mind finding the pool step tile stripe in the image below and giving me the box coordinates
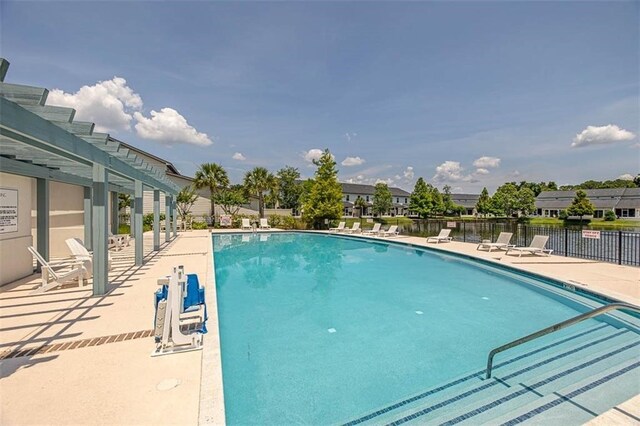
[344,325,639,426]
[343,323,613,426]
[349,324,624,425]
[399,338,639,425]
[489,359,640,426]
[428,339,640,425]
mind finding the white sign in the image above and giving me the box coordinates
[447,221,457,228]
[220,215,232,227]
[0,188,18,234]
[582,230,601,240]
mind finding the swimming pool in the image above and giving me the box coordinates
[212,232,639,425]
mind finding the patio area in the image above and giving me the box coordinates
[0,229,637,424]
[0,230,224,425]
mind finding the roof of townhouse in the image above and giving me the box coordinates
[115,138,182,176]
[339,182,411,197]
[450,194,480,208]
[535,188,640,209]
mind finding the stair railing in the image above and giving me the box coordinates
[486,302,640,379]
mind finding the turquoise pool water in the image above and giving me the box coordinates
[212,233,618,425]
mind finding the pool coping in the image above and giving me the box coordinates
[198,231,226,425]
[201,229,639,425]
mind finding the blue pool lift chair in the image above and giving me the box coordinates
[152,266,207,356]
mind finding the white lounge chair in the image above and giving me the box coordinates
[28,246,87,294]
[241,218,252,231]
[426,229,452,243]
[477,232,514,252]
[65,238,113,274]
[506,235,553,257]
[362,223,382,236]
[343,222,361,234]
[259,218,271,230]
[329,222,346,233]
[379,225,399,238]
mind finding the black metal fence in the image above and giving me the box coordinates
[397,220,640,267]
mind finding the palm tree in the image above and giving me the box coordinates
[243,167,276,218]
[354,196,367,218]
[193,163,229,217]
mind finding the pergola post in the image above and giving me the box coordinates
[134,180,144,266]
[111,191,119,235]
[165,194,171,242]
[83,187,92,250]
[153,189,160,251]
[172,198,178,238]
[129,198,135,238]
[91,164,109,295]
[36,178,49,272]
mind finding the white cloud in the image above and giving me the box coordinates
[618,173,634,181]
[47,77,143,132]
[475,168,490,175]
[133,108,213,146]
[433,161,474,183]
[344,132,357,142]
[403,166,414,180]
[473,156,501,168]
[375,178,394,185]
[341,156,365,166]
[302,148,325,163]
[232,152,246,161]
[571,124,636,148]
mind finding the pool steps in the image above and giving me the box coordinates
[343,323,640,425]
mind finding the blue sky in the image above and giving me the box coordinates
[2,1,638,192]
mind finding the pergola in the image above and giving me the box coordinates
[0,58,181,295]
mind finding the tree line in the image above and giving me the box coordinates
[175,149,636,225]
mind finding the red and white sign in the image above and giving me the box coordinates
[447,221,457,228]
[581,230,601,239]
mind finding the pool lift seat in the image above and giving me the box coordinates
[152,265,206,356]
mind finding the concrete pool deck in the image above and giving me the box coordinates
[0,229,637,424]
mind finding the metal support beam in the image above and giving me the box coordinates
[134,180,144,265]
[153,189,160,251]
[36,178,49,272]
[165,194,171,242]
[83,187,92,250]
[111,191,119,234]
[92,164,109,295]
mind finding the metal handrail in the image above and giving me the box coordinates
[485,302,640,379]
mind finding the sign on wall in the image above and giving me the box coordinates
[447,221,457,228]
[0,188,18,234]
[581,230,601,240]
[220,215,232,227]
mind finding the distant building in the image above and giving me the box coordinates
[450,194,480,216]
[339,182,412,217]
[534,188,640,219]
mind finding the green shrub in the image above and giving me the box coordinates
[558,210,568,220]
[143,213,166,228]
[267,214,297,229]
[118,224,130,234]
[191,221,208,230]
[604,210,616,221]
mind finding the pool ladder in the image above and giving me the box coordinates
[485,302,640,379]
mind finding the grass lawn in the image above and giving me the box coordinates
[528,217,640,230]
